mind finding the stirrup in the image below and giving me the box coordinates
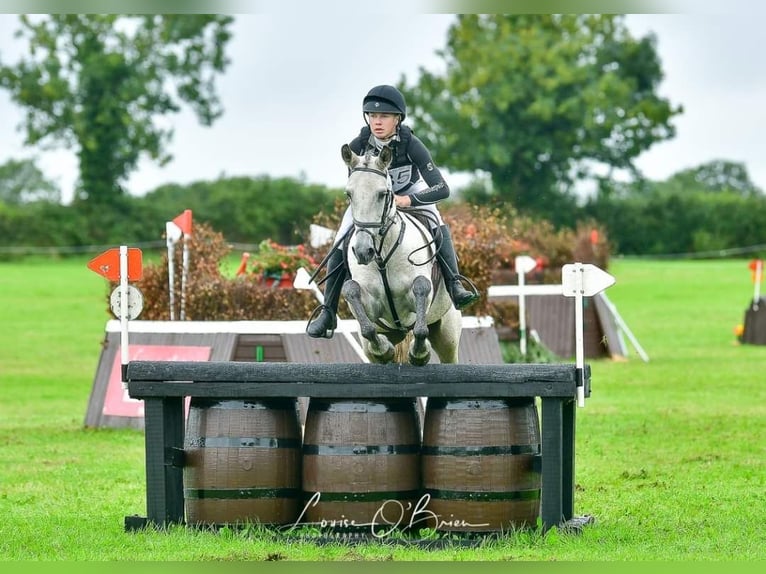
[449,276,480,310]
[306,305,337,339]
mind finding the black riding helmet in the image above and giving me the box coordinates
[362,85,406,121]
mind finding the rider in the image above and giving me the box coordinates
[306,84,479,339]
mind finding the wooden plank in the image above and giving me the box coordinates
[562,399,576,521]
[282,333,366,364]
[143,397,185,526]
[127,360,582,385]
[128,379,576,400]
[126,362,590,401]
[540,397,563,531]
[458,326,505,364]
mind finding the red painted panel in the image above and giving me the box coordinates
[102,345,211,418]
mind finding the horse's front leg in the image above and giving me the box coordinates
[342,279,395,363]
[408,275,432,366]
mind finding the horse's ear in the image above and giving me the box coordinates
[341,144,355,167]
[378,145,393,168]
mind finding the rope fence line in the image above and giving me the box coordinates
[0,240,272,256]
[619,243,766,260]
[2,241,765,259]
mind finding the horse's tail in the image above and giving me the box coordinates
[393,331,414,364]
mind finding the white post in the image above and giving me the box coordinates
[562,262,616,408]
[119,246,130,389]
[165,222,178,320]
[519,266,528,356]
[180,238,190,321]
[754,260,763,310]
[515,255,537,357]
[572,264,586,407]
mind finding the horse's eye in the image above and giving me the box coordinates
[344,190,352,200]
[377,189,388,199]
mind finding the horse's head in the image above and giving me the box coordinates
[341,144,394,265]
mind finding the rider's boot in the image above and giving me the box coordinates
[437,225,480,310]
[306,249,347,339]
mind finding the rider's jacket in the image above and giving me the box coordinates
[348,125,450,206]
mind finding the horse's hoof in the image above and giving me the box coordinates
[370,351,395,364]
[409,352,431,366]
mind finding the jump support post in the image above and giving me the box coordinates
[125,361,591,534]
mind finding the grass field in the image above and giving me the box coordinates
[0,255,764,561]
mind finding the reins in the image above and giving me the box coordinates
[348,163,409,331]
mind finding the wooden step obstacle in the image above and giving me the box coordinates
[124,360,590,534]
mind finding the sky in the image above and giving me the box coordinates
[1,12,765,204]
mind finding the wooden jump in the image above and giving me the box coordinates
[125,361,591,533]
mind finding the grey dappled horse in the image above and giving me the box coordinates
[340,143,461,365]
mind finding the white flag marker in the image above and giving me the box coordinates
[562,263,616,407]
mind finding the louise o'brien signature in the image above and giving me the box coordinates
[289,492,490,538]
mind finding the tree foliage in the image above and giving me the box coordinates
[585,160,766,255]
[400,14,682,223]
[661,160,763,197]
[0,14,233,207]
[0,158,60,204]
[144,175,338,245]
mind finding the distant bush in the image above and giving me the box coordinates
[116,223,317,321]
[102,204,610,329]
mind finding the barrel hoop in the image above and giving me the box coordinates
[187,437,301,448]
[303,489,422,503]
[184,487,301,500]
[427,398,534,410]
[302,444,420,455]
[308,400,415,413]
[423,488,541,502]
[421,444,540,456]
[190,398,295,410]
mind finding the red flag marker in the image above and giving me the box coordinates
[88,248,143,281]
[236,252,251,276]
[173,209,193,236]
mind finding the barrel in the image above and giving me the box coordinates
[302,398,421,532]
[421,398,542,532]
[183,398,302,526]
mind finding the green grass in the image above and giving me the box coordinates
[0,256,764,560]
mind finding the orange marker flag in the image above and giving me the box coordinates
[236,252,251,276]
[88,248,143,282]
[172,209,193,236]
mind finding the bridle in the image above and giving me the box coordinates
[348,163,404,268]
[347,161,409,331]
[349,165,395,231]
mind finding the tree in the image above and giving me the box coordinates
[0,14,232,208]
[400,15,682,223]
[0,158,60,204]
[662,160,763,197]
